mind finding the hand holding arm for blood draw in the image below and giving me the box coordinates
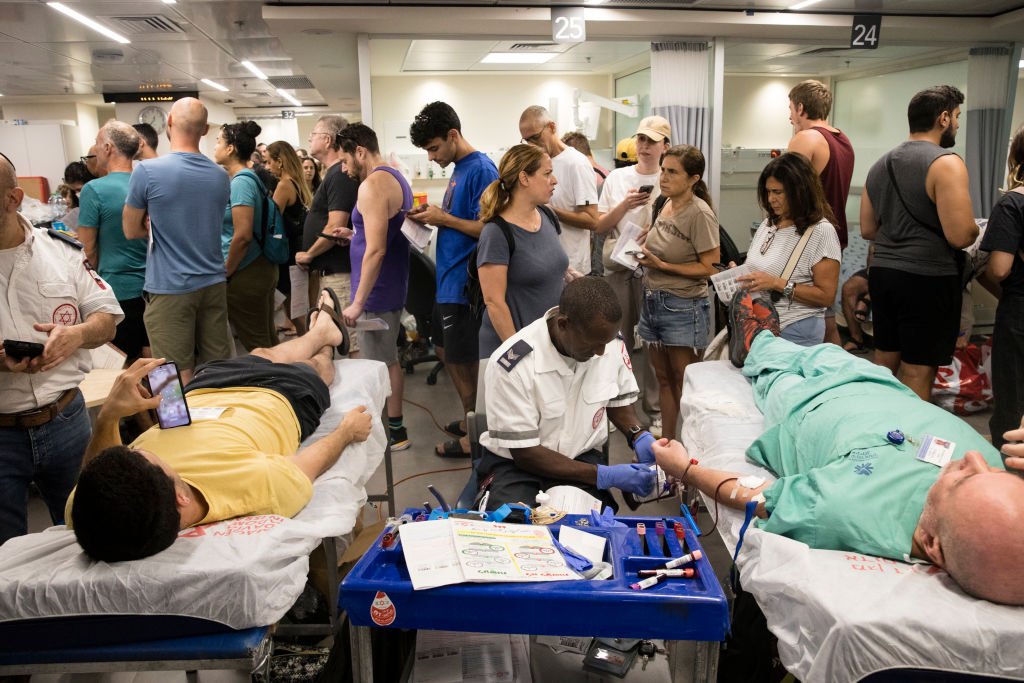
[653,438,770,517]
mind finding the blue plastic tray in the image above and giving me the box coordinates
[340,513,729,641]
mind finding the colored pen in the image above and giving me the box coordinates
[639,568,697,579]
[637,522,648,555]
[630,573,666,591]
[664,549,703,569]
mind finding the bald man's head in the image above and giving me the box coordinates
[939,473,1024,605]
[519,105,549,130]
[0,154,15,193]
[168,97,209,141]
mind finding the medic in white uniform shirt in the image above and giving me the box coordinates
[0,151,122,544]
[477,277,657,511]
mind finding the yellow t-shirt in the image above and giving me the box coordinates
[66,388,313,527]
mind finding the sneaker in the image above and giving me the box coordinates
[389,426,411,452]
[727,288,780,368]
[650,416,663,438]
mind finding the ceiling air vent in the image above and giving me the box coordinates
[798,47,850,56]
[101,15,186,35]
[268,76,316,90]
[509,42,559,51]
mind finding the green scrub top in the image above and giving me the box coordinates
[741,332,1004,561]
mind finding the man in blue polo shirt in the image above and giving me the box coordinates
[408,102,498,458]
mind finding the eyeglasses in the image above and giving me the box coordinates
[521,127,546,145]
[80,155,96,164]
[760,227,777,256]
[308,131,331,141]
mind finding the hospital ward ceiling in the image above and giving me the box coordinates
[0,0,1020,114]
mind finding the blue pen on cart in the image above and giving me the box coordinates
[428,484,451,512]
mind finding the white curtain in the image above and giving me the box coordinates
[966,46,1014,217]
[650,41,710,157]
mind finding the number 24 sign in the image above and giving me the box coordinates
[850,15,881,50]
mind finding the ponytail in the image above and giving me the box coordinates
[693,179,713,213]
[478,144,546,224]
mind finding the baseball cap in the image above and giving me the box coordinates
[615,137,637,163]
[635,115,671,143]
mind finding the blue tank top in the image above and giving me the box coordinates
[350,165,413,312]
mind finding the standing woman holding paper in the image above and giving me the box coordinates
[637,145,719,441]
[739,153,841,346]
[475,144,568,405]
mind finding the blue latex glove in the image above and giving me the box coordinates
[589,506,626,528]
[551,536,593,573]
[596,463,656,496]
[633,431,656,465]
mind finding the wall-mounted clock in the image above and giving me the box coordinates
[137,105,167,134]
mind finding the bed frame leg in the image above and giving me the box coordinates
[693,640,719,683]
[350,623,374,683]
[323,536,341,633]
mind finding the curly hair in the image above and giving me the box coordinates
[757,152,836,234]
[410,101,462,149]
[220,120,262,163]
[71,446,181,562]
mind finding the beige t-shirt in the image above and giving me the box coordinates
[644,196,719,298]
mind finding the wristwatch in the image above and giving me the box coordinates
[626,424,648,449]
[782,281,795,301]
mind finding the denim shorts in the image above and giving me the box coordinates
[638,290,711,348]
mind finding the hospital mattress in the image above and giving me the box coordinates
[680,360,1024,683]
[0,358,390,636]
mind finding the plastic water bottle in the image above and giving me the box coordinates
[49,193,68,232]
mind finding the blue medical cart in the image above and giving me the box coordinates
[340,513,729,682]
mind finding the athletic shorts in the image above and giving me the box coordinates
[112,296,148,360]
[186,356,330,441]
[356,308,403,366]
[868,266,961,367]
[431,302,481,364]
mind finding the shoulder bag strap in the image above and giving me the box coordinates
[885,155,943,237]
[779,225,815,282]
[490,215,517,261]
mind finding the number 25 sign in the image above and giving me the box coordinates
[850,15,881,50]
[552,7,586,44]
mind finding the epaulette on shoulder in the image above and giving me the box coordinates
[496,339,532,372]
[46,228,84,250]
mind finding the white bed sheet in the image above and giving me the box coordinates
[681,360,1024,683]
[0,358,390,630]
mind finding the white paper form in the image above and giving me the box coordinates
[610,221,645,271]
[557,526,606,567]
[399,519,465,590]
[402,218,434,252]
[542,486,603,515]
[414,631,520,683]
[450,519,577,583]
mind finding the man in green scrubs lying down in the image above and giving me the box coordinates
[656,330,1024,606]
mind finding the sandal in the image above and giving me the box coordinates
[435,438,471,459]
[853,295,871,323]
[307,288,350,356]
[444,419,467,438]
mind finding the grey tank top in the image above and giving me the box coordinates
[865,140,959,276]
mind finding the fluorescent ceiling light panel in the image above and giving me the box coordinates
[277,89,302,107]
[1020,59,1024,68]
[201,78,229,92]
[47,3,131,44]
[162,0,177,4]
[241,61,268,80]
[481,52,556,64]
[789,0,823,9]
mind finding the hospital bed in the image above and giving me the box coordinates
[0,358,393,678]
[680,360,1024,683]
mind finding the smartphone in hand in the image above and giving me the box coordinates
[2,340,45,361]
[638,185,654,194]
[147,361,191,429]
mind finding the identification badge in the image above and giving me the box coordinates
[916,435,955,467]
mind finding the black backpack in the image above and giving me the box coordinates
[465,205,560,318]
[652,195,744,266]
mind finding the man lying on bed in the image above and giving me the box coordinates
[656,320,1024,606]
[66,289,373,563]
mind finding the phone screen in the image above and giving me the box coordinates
[148,361,191,429]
